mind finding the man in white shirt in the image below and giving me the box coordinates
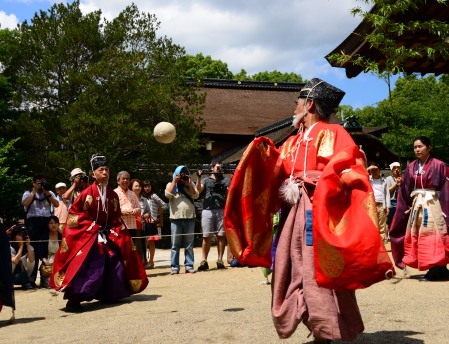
[367,163,390,240]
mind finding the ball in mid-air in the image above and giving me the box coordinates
[153,122,176,144]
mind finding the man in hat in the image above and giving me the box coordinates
[50,154,148,312]
[54,182,69,232]
[63,168,90,208]
[384,162,401,238]
[225,78,393,343]
[367,162,389,241]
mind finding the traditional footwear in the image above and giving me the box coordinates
[198,260,209,271]
[420,266,449,281]
[185,267,196,274]
[216,259,226,269]
[65,300,85,313]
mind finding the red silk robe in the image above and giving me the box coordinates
[224,121,394,290]
[225,122,395,340]
[50,183,148,294]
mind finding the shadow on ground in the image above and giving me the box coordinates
[305,330,424,344]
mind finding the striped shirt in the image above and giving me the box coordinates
[146,193,167,222]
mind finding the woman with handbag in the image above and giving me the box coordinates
[38,215,62,288]
[142,180,167,269]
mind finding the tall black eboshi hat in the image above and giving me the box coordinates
[90,154,108,171]
[298,78,345,110]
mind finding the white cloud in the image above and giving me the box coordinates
[74,0,371,78]
[0,11,19,29]
[1,0,379,106]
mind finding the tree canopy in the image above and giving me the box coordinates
[349,74,449,161]
[2,1,205,184]
[184,53,304,82]
[327,0,449,161]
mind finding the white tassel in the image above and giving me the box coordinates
[279,180,300,205]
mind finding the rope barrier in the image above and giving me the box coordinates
[9,231,214,244]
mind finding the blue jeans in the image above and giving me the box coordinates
[170,219,195,271]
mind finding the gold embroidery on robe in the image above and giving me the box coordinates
[53,271,65,287]
[316,129,335,158]
[254,188,270,216]
[129,280,142,293]
[364,193,379,229]
[256,140,272,161]
[244,217,253,243]
[242,167,253,198]
[67,214,79,228]
[238,141,254,171]
[253,230,273,258]
[83,195,93,211]
[226,231,243,259]
[60,238,69,253]
[279,136,298,160]
[273,161,282,179]
[111,198,118,212]
[316,238,345,278]
[329,213,349,236]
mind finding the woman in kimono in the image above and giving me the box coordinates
[225,78,393,343]
[390,136,449,281]
[50,154,148,312]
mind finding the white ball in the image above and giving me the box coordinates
[153,122,176,144]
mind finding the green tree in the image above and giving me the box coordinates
[4,1,205,182]
[0,29,30,225]
[327,0,449,155]
[184,53,234,79]
[183,55,304,82]
[249,70,304,83]
[0,138,29,225]
[354,75,449,160]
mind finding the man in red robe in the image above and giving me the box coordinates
[50,154,148,312]
[225,79,394,343]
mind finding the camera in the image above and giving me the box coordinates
[80,173,89,183]
[38,179,52,191]
[212,182,227,195]
[21,228,29,240]
[180,172,189,181]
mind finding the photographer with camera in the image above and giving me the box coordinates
[9,224,36,290]
[196,162,230,271]
[165,165,199,274]
[63,168,90,208]
[21,173,59,287]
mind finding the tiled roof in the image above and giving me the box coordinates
[195,79,304,136]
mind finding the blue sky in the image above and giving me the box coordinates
[0,0,394,109]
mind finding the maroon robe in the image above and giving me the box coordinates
[390,156,449,269]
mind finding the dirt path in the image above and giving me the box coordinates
[1,244,448,344]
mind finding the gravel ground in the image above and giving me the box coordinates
[1,243,448,344]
